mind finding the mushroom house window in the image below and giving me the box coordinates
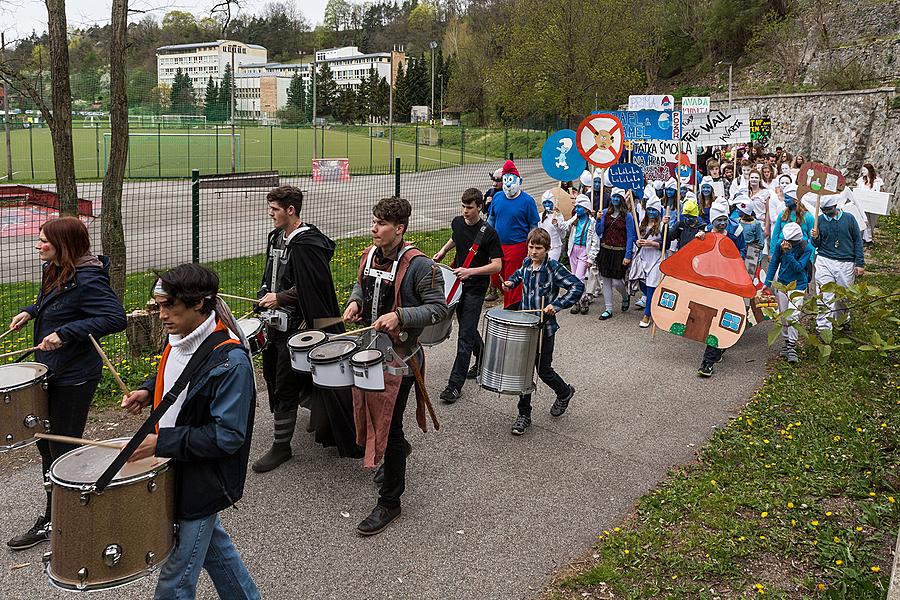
[659,289,678,310]
[720,310,743,332]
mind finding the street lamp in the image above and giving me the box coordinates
[439,73,443,126]
[429,41,437,125]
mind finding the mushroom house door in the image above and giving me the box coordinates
[685,301,717,342]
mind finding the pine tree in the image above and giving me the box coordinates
[315,62,338,117]
[203,76,219,121]
[333,85,358,124]
[373,75,390,121]
[219,64,233,122]
[170,68,196,115]
[393,62,411,123]
[287,73,305,113]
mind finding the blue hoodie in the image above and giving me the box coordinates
[705,220,747,258]
[765,239,814,291]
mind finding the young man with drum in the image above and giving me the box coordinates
[6,217,126,550]
[253,185,359,472]
[432,188,503,403]
[121,264,259,599]
[343,196,449,536]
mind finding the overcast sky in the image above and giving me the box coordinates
[1,0,328,41]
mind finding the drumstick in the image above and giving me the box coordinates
[331,325,376,338]
[88,334,131,396]
[0,346,39,360]
[0,328,15,342]
[34,433,126,450]
[312,316,345,329]
[237,310,254,320]
[219,292,259,304]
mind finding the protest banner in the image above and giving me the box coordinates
[627,94,675,111]
[607,163,645,192]
[576,113,624,168]
[540,129,586,181]
[603,110,678,141]
[680,108,751,145]
[749,117,772,144]
[681,96,710,115]
[312,158,350,182]
[852,187,891,216]
[630,139,697,184]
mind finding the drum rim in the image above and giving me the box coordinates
[485,307,541,326]
[47,544,174,592]
[434,262,463,303]
[350,349,384,367]
[287,330,328,350]
[0,362,49,392]
[49,438,172,489]
[309,340,359,365]
[237,317,264,330]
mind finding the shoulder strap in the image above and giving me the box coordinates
[94,329,232,492]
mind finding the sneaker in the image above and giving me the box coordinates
[356,504,401,536]
[511,414,532,435]
[598,310,613,320]
[570,303,581,314]
[621,297,630,312]
[7,516,49,550]
[466,365,479,380]
[251,443,292,473]
[579,300,590,315]
[440,385,461,404]
[714,349,726,364]
[639,316,651,328]
[635,297,646,309]
[550,385,576,417]
[484,290,499,303]
[697,362,714,378]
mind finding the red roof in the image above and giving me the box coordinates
[660,232,757,297]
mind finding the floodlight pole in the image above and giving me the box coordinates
[312,50,317,160]
[230,48,236,173]
[429,41,437,125]
[2,33,12,181]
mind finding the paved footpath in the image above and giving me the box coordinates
[0,306,774,599]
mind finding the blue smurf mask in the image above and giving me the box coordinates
[611,195,622,206]
[713,216,728,229]
[655,188,664,198]
[646,208,660,219]
[593,178,602,192]
[680,186,688,196]
[784,196,796,208]
[502,173,521,197]
[665,188,676,199]
[542,200,554,211]
[575,206,587,218]
[701,184,713,195]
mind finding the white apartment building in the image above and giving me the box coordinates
[234,73,292,119]
[314,47,393,91]
[156,40,268,93]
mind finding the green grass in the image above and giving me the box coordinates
[0,228,450,407]
[547,217,900,600]
[2,122,546,183]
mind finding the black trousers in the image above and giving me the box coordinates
[378,375,417,509]
[517,330,568,417]
[448,287,485,389]
[261,329,307,413]
[38,379,99,517]
[703,345,724,364]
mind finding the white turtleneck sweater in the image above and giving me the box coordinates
[158,313,217,429]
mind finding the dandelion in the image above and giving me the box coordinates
[856,526,863,531]
[888,497,895,504]
[623,549,630,555]
[817,583,826,591]
[791,519,797,526]
[761,512,768,518]
[871,566,881,573]
[833,435,841,442]
[613,527,620,532]
[811,520,819,526]
[825,511,832,517]
[835,560,843,566]
[787,502,795,509]
[833,537,840,543]
[868,492,876,497]
[710,479,717,486]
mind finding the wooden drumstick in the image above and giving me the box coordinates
[0,346,39,360]
[88,334,131,396]
[219,292,259,304]
[0,328,16,342]
[332,325,376,338]
[34,433,126,450]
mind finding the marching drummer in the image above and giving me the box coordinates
[121,264,259,599]
[502,228,583,436]
[432,188,503,404]
[343,196,449,536]
[7,217,126,551]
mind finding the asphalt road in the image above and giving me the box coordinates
[0,302,774,599]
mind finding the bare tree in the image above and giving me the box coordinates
[102,0,129,299]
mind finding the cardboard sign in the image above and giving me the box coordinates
[796,161,845,199]
[749,117,771,143]
[681,96,710,115]
[576,113,624,168]
[607,163,645,192]
[312,158,350,182]
[852,187,891,216]
[540,129,586,182]
[681,108,751,145]
[604,110,678,141]
[628,94,675,111]
[630,139,697,184]
[549,186,575,219]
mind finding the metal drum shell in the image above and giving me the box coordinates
[236,317,267,356]
[0,362,50,451]
[309,339,359,388]
[46,441,175,592]
[350,349,385,392]
[287,330,329,373]
[477,309,541,395]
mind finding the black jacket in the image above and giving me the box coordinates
[142,339,256,520]
[23,256,127,385]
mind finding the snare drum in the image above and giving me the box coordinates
[0,362,50,451]
[237,317,267,356]
[44,439,175,591]
[309,339,359,388]
[478,308,541,395]
[287,330,329,373]
[350,349,385,392]
[419,263,461,346]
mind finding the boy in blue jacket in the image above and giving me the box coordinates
[502,228,584,435]
[765,222,814,363]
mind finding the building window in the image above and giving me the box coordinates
[719,310,743,332]
[658,289,678,310]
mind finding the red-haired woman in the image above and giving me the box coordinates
[6,217,126,550]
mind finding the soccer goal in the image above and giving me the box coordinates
[126,115,208,128]
[103,132,242,178]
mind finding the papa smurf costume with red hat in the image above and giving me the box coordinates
[487,160,540,309]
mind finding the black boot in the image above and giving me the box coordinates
[7,516,49,550]
[252,443,292,473]
[356,504,401,536]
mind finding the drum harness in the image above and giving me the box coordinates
[262,225,311,332]
[444,221,487,303]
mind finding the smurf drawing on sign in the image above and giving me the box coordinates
[555,138,573,169]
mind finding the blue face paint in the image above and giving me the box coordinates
[575,206,587,218]
[655,188,664,198]
[646,209,660,219]
[542,201,554,211]
[665,188,676,199]
[701,184,713,196]
[611,195,622,206]
[713,217,728,230]
[784,196,796,209]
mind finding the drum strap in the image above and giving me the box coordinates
[445,223,487,303]
[93,329,232,493]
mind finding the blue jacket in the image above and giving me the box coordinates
[595,210,638,260]
[706,220,747,259]
[740,219,765,248]
[811,210,865,267]
[23,256,127,385]
[765,239,814,291]
[770,210,815,249]
[142,337,256,520]
[507,257,584,336]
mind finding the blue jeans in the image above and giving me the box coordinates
[154,514,259,600]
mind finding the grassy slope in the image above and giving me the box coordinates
[546,217,900,599]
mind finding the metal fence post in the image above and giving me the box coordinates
[29,125,34,180]
[191,169,200,263]
[215,126,220,173]
[509,152,514,161]
[460,125,465,165]
[369,126,373,175]
[157,124,162,178]
[504,128,509,160]
[394,157,401,197]
[95,124,100,178]
[415,124,419,172]
[186,127,191,175]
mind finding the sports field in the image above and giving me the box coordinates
[2,122,547,182]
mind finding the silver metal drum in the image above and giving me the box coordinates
[477,308,541,395]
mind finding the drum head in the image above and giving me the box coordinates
[0,362,48,391]
[309,339,358,364]
[351,349,383,367]
[288,330,328,350]
[486,307,540,325]
[50,438,170,486]
[237,318,263,336]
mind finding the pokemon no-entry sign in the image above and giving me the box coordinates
[576,113,624,168]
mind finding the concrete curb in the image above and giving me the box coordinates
[889,528,900,600]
